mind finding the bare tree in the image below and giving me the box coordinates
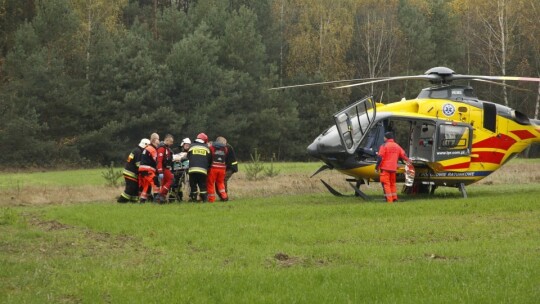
[71,0,127,80]
[472,0,518,106]
[351,2,399,96]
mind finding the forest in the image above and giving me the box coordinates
[1,0,539,167]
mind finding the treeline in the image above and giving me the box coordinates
[1,0,539,167]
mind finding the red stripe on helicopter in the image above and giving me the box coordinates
[511,130,536,140]
[472,134,516,150]
[443,162,471,170]
[470,151,505,164]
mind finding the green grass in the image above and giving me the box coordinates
[1,182,539,303]
[0,168,108,188]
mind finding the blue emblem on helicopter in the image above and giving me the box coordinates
[442,103,455,117]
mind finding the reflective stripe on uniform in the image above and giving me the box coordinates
[139,165,156,172]
[121,192,138,201]
[188,167,208,174]
[122,169,138,180]
[211,163,226,169]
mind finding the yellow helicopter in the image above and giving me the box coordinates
[276,67,540,199]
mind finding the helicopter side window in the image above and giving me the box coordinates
[429,89,450,99]
[483,103,497,132]
[336,113,354,149]
[438,125,470,150]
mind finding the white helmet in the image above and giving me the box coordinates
[181,138,191,145]
[138,138,151,148]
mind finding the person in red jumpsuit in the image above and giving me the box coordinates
[376,132,411,203]
[156,134,174,203]
[207,136,229,203]
[139,133,160,203]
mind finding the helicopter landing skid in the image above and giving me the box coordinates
[348,182,371,200]
[320,179,371,200]
[320,179,344,196]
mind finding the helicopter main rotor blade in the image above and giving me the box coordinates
[469,78,533,92]
[449,74,540,83]
[269,77,386,90]
[334,74,440,89]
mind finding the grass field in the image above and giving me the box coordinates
[1,159,539,303]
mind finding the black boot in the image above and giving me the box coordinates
[117,196,129,203]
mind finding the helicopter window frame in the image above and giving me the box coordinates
[437,124,471,151]
[333,97,377,154]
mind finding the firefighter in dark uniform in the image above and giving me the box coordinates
[139,133,160,203]
[187,133,211,202]
[156,134,174,203]
[117,138,150,203]
[224,138,238,193]
[207,136,229,203]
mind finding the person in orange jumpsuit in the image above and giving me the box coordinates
[375,132,411,203]
[138,133,160,203]
[207,136,229,203]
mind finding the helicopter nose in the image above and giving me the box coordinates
[307,126,347,160]
[307,141,321,159]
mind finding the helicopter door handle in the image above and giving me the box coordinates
[470,154,480,158]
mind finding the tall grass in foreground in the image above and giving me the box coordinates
[1,182,539,303]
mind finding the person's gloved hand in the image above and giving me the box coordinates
[375,166,379,173]
[158,173,164,181]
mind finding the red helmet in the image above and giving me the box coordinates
[196,132,208,143]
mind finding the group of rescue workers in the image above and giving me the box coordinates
[117,132,238,204]
[116,130,409,204]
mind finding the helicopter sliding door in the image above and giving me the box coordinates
[333,96,377,154]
